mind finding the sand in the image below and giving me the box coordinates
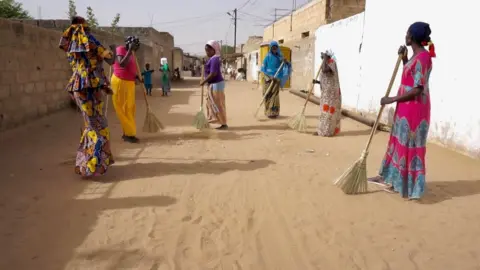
[1,78,480,270]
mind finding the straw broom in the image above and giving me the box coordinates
[133,52,164,133]
[253,61,286,118]
[193,65,209,130]
[333,53,404,194]
[287,64,322,132]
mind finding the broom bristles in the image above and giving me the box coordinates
[143,108,164,133]
[287,113,307,133]
[334,153,368,194]
[193,108,209,130]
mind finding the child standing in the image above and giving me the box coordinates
[142,63,154,96]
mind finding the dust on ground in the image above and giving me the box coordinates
[1,79,480,270]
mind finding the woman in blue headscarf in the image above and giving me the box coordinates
[260,41,291,118]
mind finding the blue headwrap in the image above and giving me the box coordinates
[408,22,436,57]
[261,41,291,87]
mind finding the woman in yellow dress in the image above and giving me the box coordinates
[59,16,115,178]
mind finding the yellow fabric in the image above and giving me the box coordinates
[111,74,137,136]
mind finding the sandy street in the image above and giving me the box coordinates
[1,78,480,270]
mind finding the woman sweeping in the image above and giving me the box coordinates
[260,41,291,119]
[312,50,342,136]
[201,40,228,130]
[368,22,435,200]
[59,16,115,178]
[111,36,141,143]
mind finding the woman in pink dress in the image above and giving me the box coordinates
[368,22,436,200]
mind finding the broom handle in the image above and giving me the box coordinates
[254,61,285,116]
[363,53,404,153]
[200,65,205,107]
[132,52,151,111]
[301,64,323,114]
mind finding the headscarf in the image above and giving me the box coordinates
[59,16,90,53]
[206,40,221,56]
[125,36,140,49]
[408,22,436,57]
[261,40,291,87]
[324,49,336,61]
[160,57,168,66]
[261,40,284,77]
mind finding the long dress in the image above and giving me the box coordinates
[317,59,342,136]
[263,78,281,118]
[59,27,114,177]
[379,51,432,199]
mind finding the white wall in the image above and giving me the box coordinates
[314,0,480,157]
[248,50,259,81]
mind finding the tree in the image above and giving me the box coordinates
[221,45,235,55]
[67,0,76,19]
[85,6,98,28]
[110,13,120,33]
[0,0,32,19]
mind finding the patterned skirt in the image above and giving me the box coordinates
[317,87,342,136]
[263,79,280,117]
[73,88,114,177]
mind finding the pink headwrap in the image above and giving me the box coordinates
[206,40,221,56]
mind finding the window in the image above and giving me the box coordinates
[278,39,284,44]
[301,31,310,38]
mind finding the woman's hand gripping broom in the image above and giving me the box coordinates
[333,52,404,194]
[287,64,322,132]
[133,52,164,133]
[253,61,285,118]
[193,66,209,130]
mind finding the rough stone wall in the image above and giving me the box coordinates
[263,0,327,43]
[99,27,174,83]
[0,19,151,131]
[327,0,366,23]
[0,19,71,130]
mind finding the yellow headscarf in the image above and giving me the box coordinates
[59,22,90,53]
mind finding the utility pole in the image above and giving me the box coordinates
[220,40,223,56]
[233,8,237,51]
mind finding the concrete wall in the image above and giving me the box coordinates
[264,0,327,43]
[314,0,480,157]
[99,26,174,83]
[0,19,71,130]
[284,37,315,90]
[172,48,183,74]
[0,19,153,131]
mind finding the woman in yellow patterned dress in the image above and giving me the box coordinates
[59,16,115,178]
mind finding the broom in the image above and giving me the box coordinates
[133,52,164,133]
[193,65,209,130]
[253,61,286,118]
[287,64,322,132]
[333,53,404,194]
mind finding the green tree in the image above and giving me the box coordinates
[85,6,98,28]
[0,0,32,19]
[67,0,76,19]
[221,45,235,55]
[110,13,120,33]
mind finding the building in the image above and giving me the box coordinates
[262,0,365,89]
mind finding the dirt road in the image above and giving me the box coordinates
[1,79,480,270]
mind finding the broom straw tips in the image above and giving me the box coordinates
[193,67,209,130]
[287,65,322,132]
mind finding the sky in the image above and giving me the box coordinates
[18,0,310,54]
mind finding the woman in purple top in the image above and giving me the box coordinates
[200,40,228,130]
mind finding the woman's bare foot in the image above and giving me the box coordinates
[368,176,387,187]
